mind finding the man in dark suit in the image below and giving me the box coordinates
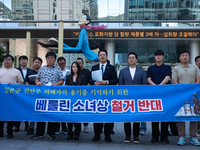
[90,49,118,142]
[119,52,146,143]
[14,55,32,132]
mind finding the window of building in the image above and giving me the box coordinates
[53,2,57,7]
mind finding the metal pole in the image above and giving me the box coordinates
[11,38,16,57]
[11,39,16,67]
[58,21,64,57]
[26,31,31,68]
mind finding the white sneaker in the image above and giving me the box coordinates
[84,126,89,133]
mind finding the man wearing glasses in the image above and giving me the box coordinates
[0,54,24,138]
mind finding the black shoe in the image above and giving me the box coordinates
[162,138,169,144]
[110,130,115,134]
[92,135,100,142]
[73,134,79,140]
[134,136,140,144]
[105,136,112,142]
[124,136,130,143]
[67,134,73,140]
[27,128,34,135]
[151,138,158,143]
[48,134,56,140]
[7,132,13,138]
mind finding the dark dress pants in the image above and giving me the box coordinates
[36,122,56,135]
[55,122,67,131]
[124,122,140,137]
[93,123,114,137]
[152,122,168,140]
[168,122,178,135]
[67,123,81,136]
[14,121,28,129]
[0,121,14,135]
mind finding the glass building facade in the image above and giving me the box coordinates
[0,0,199,70]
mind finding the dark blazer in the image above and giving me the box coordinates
[16,67,32,81]
[119,66,147,85]
[90,63,118,85]
[65,74,86,86]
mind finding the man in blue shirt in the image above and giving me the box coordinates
[147,50,171,144]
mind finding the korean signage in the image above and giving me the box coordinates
[0,84,200,122]
[72,30,200,38]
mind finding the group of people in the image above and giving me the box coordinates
[0,49,200,146]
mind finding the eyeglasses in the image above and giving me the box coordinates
[99,54,106,57]
[128,57,136,60]
[58,63,65,65]
[4,59,12,61]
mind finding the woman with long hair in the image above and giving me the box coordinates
[65,62,86,140]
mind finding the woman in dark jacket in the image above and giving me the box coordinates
[65,62,86,140]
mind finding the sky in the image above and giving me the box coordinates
[1,0,11,9]
[98,0,125,18]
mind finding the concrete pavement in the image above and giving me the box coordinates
[0,122,199,150]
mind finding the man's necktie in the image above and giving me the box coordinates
[101,64,104,79]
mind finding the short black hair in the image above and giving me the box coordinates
[45,52,56,59]
[98,49,108,56]
[3,54,14,62]
[154,50,164,56]
[128,52,138,59]
[195,56,200,62]
[33,57,43,64]
[178,50,190,57]
[76,57,84,63]
[57,57,66,63]
[19,55,28,61]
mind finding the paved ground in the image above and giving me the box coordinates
[0,122,199,150]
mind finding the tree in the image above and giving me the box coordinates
[0,46,6,67]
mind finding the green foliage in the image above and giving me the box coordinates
[0,46,6,67]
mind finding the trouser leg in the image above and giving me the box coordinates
[0,121,4,135]
[29,122,35,129]
[74,123,81,136]
[14,121,20,128]
[93,123,103,136]
[152,122,159,139]
[161,122,168,140]
[133,122,140,137]
[140,122,146,132]
[124,122,131,137]
[61,122,67,130]
[178,121,185,138]
[36,122,45,136]
[190,121,197,138]
[7,121,14,132]
[67,123,73,135]
[47,122,56,135]
[55,122,60,131]
[168,122,178,134]
[104,123,113,137]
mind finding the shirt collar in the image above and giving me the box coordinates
[180,63,190,68]
[21,67,27,70]
[46,65,56,68]
[155,63,164,67]
[100,62,107,67]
